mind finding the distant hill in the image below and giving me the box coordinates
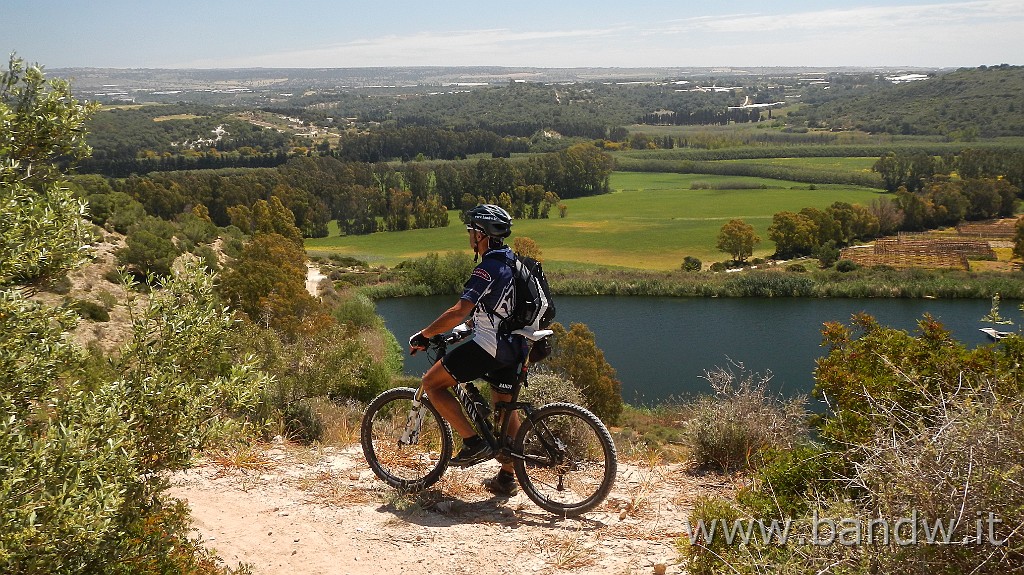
[806,65,1024,137]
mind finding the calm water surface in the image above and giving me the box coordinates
[375,296,1008,407]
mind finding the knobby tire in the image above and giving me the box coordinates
[360,387,454,491]
[512,402,617,516]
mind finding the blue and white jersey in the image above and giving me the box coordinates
[460,247,516,360]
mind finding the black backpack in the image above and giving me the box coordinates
[489,252,556,334]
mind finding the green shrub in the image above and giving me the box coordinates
[738,443,848,520]
[786,263,807,273]
[681,255,702,272]
[402,251,475,294]
[116,216,182,278]
[192,244,220,273]
[333,292,379,329]
[677,496,744,575]
[523,371,585,407]
[328,253,369,267]
[835,259,859,272]
[681,364,807,471]
[708,261,727,272]
[545,322,624,425]
[96,289,118,310]
[283,401,324,444]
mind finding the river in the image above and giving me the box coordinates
[375,296,1011,407]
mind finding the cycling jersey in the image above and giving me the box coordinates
[460,246,516,361]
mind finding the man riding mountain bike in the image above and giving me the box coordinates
[408,204,524,496]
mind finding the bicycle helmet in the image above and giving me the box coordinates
[464,204,513,239]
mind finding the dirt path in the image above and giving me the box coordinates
[305,264,327,298]
[170,443,736,575]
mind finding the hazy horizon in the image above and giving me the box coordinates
[5,0,1022,70]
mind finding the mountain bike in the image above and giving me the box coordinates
[360,325,617,517]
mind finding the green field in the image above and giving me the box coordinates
[305,171,884,271]
[720,156,878,172]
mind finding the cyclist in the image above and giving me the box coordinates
[408,204,523,496]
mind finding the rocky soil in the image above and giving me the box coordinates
[170,442,736,575]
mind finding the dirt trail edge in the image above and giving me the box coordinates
[170,443,736,575]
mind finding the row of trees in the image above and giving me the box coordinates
[92,142,612,238]
[765,176,1019,259]
[640,106,765,126]
[872,148,1024,193]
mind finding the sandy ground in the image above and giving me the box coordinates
[169,443,737,575]
[305,264,328,298]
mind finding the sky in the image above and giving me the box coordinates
[4,0,1023,69]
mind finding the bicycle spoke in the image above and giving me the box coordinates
[361,388,453,491]
[514,403,617,516]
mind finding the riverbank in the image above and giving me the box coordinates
[356,262,1024,300]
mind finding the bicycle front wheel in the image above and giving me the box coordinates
[512,402,617,516]
[360,387,454,491]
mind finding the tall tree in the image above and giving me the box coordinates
[716,219,760,263]
[768,211,819,258]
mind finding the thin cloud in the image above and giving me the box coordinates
[184,26,627,68]
[662,0,1024,34]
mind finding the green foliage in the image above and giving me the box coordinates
[677,496,744,575]
[810,65,1024,137]
[116,216,182,278]
[680,364,807,472]
[332,291,380,330]
[681,255,702,272]
[716,219,760,263]
[1,264,267,572]
[1,59,265,573]
[834,259,859,272]
[0,57,95,290]
[218,232,321,337]
[227,196,304,248]
[814,314,1024,445]
[282,400,325,444]
[811,240,840,268]
[399,251,475,295]
[522,372,585,407]
[236,320,397,420]
[545,322,623,425]
[767,210,818,258]
[738,443,848,520]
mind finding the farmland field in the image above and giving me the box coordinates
[305,171,884,271]
[719,156,878,172]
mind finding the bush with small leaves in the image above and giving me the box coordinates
[834,259,859,272]
[681,256,702,272]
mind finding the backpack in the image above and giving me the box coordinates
[489,252,556,334]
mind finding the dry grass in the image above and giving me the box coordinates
[210,444,275,475]
[296,469,374,506]
[306,397,365,446]
[536,526,600,570]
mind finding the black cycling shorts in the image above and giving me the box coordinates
[440,340,518,395]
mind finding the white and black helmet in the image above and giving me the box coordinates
[464,204,513,238]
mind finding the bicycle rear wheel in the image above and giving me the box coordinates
[512,402,617,516]
[360,387,453,491]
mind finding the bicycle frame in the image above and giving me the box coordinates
[408,327,558,467]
